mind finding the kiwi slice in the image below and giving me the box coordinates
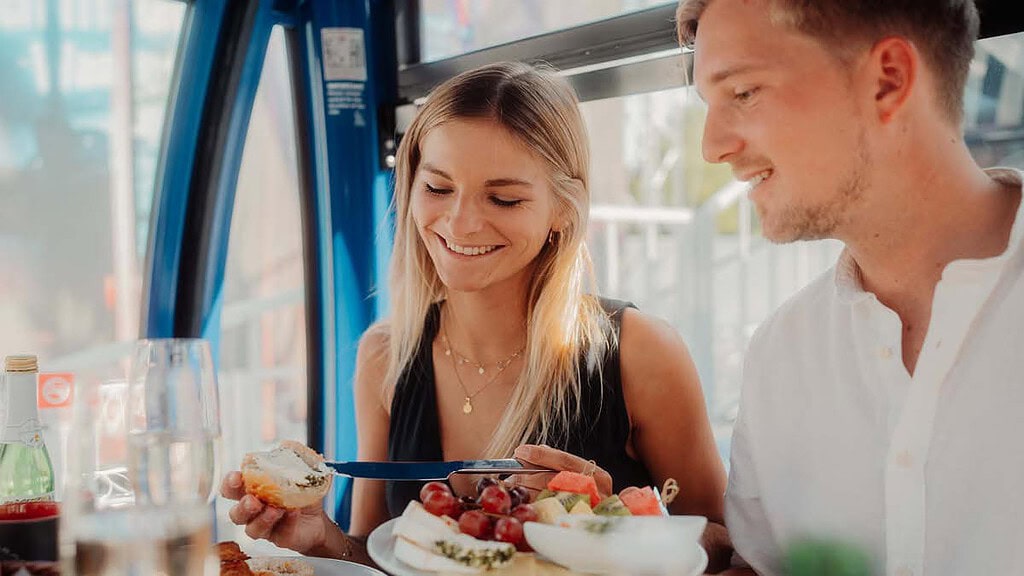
[593,495,632,516]
[535,489,557,501]
[553,491,587,512]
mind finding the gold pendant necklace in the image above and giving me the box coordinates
[443,323,524,416]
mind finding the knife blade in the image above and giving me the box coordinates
[321,459,552,481]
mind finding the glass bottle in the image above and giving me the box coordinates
[0,354,60,571]
[0,354,55,502]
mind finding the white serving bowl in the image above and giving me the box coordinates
[524,515,707,575]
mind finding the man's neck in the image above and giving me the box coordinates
[843,156,1019,373]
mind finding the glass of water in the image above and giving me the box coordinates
[64,379,215,576]
[127,338,221,506]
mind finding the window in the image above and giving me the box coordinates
[214,26,309,552]
[965,33,1024,167]
[420,0,674,62]
[0,0,186,492]
[581,90,842,461]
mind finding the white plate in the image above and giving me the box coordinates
[367,516,707,576]
[262,555,388,576]
[366,518,432,576]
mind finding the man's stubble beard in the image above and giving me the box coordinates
[760,130,870,244]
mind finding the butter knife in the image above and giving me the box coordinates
[321,459,552,481]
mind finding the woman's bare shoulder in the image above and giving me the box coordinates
[359,320,391,353]
[618,307,691,358]
[356,320,391,388]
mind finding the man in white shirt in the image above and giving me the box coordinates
[676,0,1024,574]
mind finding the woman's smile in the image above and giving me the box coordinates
[438,233,506,257]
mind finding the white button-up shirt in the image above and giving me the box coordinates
[726,168,1024,576]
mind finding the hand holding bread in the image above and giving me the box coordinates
[220,441,334,554]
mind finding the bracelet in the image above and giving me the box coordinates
[340,531,354,559]
[345,534,367,559]
[326,516,365,560]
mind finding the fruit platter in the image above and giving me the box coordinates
[366,471,707,575]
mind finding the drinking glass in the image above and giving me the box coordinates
[63,379,214,576]
[127,338,221,506]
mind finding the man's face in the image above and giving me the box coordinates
[693,0,871,243]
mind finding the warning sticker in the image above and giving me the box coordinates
[321,27,367,82]
[38,373,73,409]
[325,81,366,116]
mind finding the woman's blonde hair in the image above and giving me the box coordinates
[384,61,611,457]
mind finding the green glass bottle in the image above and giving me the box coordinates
[0,354,55,502]
[0,354,60,568]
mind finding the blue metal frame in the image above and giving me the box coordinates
[192,5,276,346]
[293,0,396,526]
[144,0,227,338]
[145,0,395,529]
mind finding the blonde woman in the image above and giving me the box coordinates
[221,62,726,565]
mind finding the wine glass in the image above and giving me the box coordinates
[127,338,221,506]
[63,379,215,576]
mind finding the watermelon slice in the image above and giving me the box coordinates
[618,486,663,516]
[546,471,602,508]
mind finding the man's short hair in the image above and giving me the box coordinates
[676,0,980,124]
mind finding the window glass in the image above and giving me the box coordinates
[582,91,842,462]
[0,0,186,492]
[420,0,674,62]
[581,31,1024,463]
[214,26,309,552]
[965,33,1024,167]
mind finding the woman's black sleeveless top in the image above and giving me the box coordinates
[385,298,654,517]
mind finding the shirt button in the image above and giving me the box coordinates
[896,450,913,468]
[879,346,894,359]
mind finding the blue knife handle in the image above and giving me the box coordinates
[322,459,550,480]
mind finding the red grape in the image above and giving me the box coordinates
[476,476,498,495]
[419,481,451,502]
[510,503,538,524]
[478,484,512,515]
[508,485,530,507]
[493,516,524,545]
[423,489,461,518]
[458,509,493,540]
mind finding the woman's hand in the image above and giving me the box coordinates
[511,444,613,497]
[220,471,332,554]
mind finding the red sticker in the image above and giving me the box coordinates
[37,373,73,409]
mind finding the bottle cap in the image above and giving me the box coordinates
[4,355,38,373]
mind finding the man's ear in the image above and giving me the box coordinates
[869,36,918,123]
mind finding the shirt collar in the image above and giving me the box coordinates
[833,167,1024,303]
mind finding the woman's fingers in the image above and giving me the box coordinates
[220,471,245,500]
[507,472,554,493]
[244,504,286,541]
[513,444,614,496]
[228,494,265,526]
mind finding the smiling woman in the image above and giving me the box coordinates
[220,62,726,568]
[411,117,561,300]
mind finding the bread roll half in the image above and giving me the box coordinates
[246,557,315,576]
[241,440,331,509]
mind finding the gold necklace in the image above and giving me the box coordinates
[440,333,524,376]
[441,326,524,415]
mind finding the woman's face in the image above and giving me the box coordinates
[410,117,562,297]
